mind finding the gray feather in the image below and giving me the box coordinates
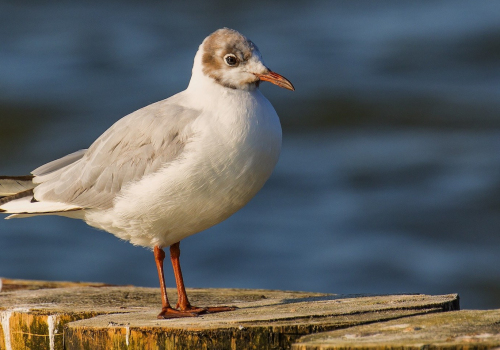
[32,149,87,176]
[33,99,200,209]
[0,176,35,196]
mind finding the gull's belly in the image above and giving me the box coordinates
[84,116,281,248]
[164,145,276,240]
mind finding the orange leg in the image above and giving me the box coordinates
[154,246,198,319]
[170,242,237,314]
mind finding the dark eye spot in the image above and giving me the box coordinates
[224,54,238,67]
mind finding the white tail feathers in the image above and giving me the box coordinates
[0,149,87,218]
[1,195,82,219]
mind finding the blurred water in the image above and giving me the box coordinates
[1,1,500,309]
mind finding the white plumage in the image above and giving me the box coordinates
[0,28,294,318]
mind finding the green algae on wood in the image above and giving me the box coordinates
[292,309,500,350]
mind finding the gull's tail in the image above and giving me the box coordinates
[0,175,82,219]
[0,151,87,219]
[0,175,36,197]
[0,176,37,216]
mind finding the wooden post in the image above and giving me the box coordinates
[0,278,462,350]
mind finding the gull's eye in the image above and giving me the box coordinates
[224,54,238,67]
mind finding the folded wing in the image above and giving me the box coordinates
[1,99,200,216]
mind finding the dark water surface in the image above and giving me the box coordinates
[1,1,500,309]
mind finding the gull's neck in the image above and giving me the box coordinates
[186,46,218,94]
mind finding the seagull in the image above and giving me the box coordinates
[0,28,294,319]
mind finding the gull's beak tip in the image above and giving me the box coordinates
[256,70,295,91]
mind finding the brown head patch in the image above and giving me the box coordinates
[201,28,257,88]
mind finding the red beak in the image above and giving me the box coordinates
[256,70,295,91]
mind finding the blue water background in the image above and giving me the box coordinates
[1,1,500,309]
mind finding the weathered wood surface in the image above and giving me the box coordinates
[0,278,458,350]
[0,278,114,292]
[292,309,500,350]
[64,293,457,350]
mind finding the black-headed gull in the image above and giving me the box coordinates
[0,28,294,319]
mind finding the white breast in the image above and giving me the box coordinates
[84,84,282,248]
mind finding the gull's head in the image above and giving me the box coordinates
[197,28,294,92]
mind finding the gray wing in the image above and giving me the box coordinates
[33,99,200,209]
[32,149,87,176]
